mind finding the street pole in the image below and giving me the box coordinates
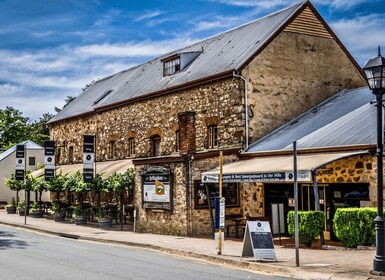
[24,144,27,225]
[218,151,223,255]
[293,141,299,267]
[373,90,385,274]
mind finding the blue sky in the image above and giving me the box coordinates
[0,0,384,120]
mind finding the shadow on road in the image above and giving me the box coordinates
[0,231,28,250]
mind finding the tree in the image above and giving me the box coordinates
[0,107,30,149]
[54,96,76,113]
[4,173,24,205]
[29,113,54,146]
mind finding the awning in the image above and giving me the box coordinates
[31,159,133,179]
[201,151,369,183]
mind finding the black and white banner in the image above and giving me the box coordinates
[15,144,25,180]
[83,135,95,183]
[44,140,55,180]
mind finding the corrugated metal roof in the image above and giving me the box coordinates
[246,87,375,153]
[49,1,306,124]
[0,140,43,161]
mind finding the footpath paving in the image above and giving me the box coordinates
[0,210,382,280]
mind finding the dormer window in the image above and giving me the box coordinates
[163,56,180,76]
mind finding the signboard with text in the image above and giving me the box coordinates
[241,221,276,260]
[44,140,55,180]
[15,144,25,180]
[202,171,311,183]
[141,166,173,211]
[83,135,95,183]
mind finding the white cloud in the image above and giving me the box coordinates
[0,36,199,120]
[75,38,197,58]
[313,0,372,10]
[133,10,163,22]
[330,13,385,65]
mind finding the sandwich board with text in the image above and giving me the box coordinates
[241,221,276,260]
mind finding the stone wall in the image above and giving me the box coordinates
[243,31,366,143]
[51,78,244,164]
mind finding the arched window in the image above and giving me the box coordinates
[151,135,161,157]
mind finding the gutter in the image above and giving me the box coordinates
[233,71,249,150]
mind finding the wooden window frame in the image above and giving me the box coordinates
[109,141,116,159]
[163,56,180,76]
[175,130,180,152]
[207,125,218,149]
[152,135,161,157]
[68,146,74,164]
[128,138,135,157]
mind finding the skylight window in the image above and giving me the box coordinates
[94,89,113,104]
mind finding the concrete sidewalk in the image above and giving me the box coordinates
[0,210,381,280]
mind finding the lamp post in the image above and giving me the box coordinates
[363,46,385,275]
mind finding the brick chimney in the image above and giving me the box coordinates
[178,111,196,154]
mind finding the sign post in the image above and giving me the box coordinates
[83,135,95,183]
[44,140,55,181]
[215,151,225,255]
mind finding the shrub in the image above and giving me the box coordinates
[287,211,324,247]
[333,208,376,248]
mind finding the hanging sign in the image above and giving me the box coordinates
[241,221,276,260]
[15,144,25,180]
[44,140,55,180]
[83,135,95,183]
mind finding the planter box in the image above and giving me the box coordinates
[6,206,16,214]
[98,219,112,229]
[74,216,87,225]
[54,213,66,222]
[30,210,44,218]
[18,208,27,216]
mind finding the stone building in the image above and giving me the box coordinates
[48,1,366,236]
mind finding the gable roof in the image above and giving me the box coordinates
[245,87,375,154]
[49,1,313,124]
[0,140,43,162]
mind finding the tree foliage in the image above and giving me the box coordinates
[0,107,53,149]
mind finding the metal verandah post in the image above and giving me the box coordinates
[293,141,299,267]
[373,90,385,274]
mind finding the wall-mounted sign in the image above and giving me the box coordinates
[44,140,55,180]
[141,166,173,211]
[15,144,25,180]
[83,135,95,183]
[202,171,311,183]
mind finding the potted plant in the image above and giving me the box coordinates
[5,197,17,214]
[29,201,44,218]
[17,200,26,216]
[50,201,66,221]
[96,208,112,229]
[72,204,87,225]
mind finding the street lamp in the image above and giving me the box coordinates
[363,46,385,275]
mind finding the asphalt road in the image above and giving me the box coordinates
[0,225,294,280]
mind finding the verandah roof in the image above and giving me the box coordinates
[31,159,133,179]
[201,151,369,183]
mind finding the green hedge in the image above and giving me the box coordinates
[333,208,376,248]
[287,211,324,247]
